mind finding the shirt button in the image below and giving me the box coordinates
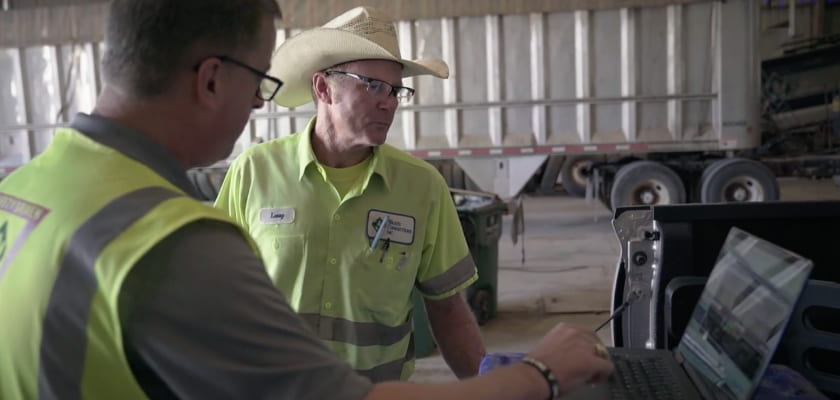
[334,214,341,221]
[330,258,337,264]
[324,302,332,309]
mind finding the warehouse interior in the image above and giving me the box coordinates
[3,0,840,399]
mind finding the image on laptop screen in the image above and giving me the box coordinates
[675,227,813,400]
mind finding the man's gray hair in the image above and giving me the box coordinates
[102,0,281,97]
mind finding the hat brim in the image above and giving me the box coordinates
[268,29,449,107]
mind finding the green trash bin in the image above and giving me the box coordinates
[411,189,508,358]
[412,289,437,358]
[451,189,507,326]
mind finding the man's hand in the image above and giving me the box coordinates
[527,323,614,395]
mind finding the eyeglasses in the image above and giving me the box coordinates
[324,70,415,102]
[214,55,283,102]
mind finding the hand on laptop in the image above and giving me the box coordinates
[528,323,615,396]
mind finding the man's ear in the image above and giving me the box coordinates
[195,57,223,109]
[312,72,332,104]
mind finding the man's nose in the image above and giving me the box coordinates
[378,94,398,111]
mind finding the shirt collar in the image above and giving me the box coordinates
[296,116,391,191]
[69,112,201,198]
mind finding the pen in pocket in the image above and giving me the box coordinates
[379,238,391,263]
[396,251,409,270]
[370,215,389,249]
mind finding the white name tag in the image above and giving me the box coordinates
[366,210,415,245]
[259,207,295,224]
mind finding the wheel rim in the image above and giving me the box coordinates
[721,176,765,202]
[629,179,672,205]
[570,160,591,186]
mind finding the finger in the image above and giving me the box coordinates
[594,343,609,359]
[587,358,615,383]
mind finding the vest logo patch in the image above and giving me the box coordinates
[0,193,50,278]
[259,207,295,224]
[366,210,415,245]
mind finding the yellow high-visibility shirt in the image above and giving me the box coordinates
[216,117,477,381]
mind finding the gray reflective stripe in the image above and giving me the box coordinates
[416,254,477,296]
[299,313,411,347]
[38,187,181,400]
[356,334,415,382]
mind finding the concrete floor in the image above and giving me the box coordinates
[411,177,840,383]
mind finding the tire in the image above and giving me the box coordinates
[700,158,779,203]
[561,156,597,198]
[610,161,686,209]
[538,155,565,195]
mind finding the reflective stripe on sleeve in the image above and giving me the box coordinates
[416,255,477,296]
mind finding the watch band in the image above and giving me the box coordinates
[521,356,560,400]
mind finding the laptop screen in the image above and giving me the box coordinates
[675,227,813,400]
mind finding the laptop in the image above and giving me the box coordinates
[565,227,814,400]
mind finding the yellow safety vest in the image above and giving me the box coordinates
[0,128,254,399]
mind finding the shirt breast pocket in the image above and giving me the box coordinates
[358,244,419,322]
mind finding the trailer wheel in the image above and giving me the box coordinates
[561,156,597,197]
[610,161,686,209]
[700,158,778,203]
[538,155,565,195]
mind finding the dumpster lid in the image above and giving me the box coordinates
[450,188,502,211]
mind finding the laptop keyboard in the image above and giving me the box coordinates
[609,353,684,400]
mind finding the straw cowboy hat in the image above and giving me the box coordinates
[268,6,450,107]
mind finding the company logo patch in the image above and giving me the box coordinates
[259,207,295,224]
[366,209,415,245]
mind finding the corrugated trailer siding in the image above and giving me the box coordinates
[0,0,760,174]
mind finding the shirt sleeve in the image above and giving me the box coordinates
[118,219,373,400]
[414,174,478,300]
[214,157,249,227]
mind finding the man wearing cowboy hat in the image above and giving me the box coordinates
[215,6,484,382]
[0,1,613,398]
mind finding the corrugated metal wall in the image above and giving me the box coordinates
[278,0,710,28]
[0,0,710,47]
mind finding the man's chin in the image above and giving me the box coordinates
[365,130,389,147]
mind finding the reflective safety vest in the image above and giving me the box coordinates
[0,128,255,399]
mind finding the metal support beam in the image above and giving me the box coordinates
[398,21,417,150]
[275,29,294,139]
[17,47,34,162]
[711,1,722,139]
[53,45,68,123]
[485,15,503,147]
[91,42,102,95]
[813,0,825,38]
[530,12,548,145]
[788,0,796,37]
[441,17,459,148]
[667,5,683,140]
[574,10,591,144]
[620,8,637,142]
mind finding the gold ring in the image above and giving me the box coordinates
[594,343,608,358]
